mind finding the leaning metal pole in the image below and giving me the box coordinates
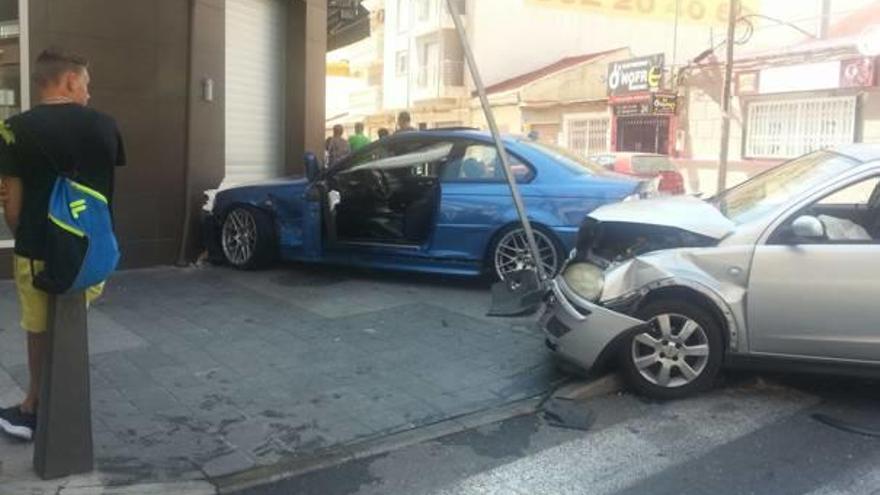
[445,0,548,281]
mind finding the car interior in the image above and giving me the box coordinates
[776,176,880,242]
[326,141,452,245]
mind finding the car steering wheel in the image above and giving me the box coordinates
[371,170,391,201]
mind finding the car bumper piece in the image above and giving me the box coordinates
[540,278,646,371]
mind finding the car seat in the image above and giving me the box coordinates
[462,158,487,179]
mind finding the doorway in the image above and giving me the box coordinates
[616,116,670,154]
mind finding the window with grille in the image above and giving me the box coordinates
[745,96,856,160]
[565,116,610,156]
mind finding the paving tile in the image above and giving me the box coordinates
[201,449,256,478]
[0,264,558,485]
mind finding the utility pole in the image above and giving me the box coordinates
[820,0,832,39]
[716,0,738,194]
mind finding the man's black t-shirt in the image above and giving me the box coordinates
[0,103,125,260]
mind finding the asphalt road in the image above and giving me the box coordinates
[241,372,880,495]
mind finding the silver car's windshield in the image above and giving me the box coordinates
[714,150,860,225]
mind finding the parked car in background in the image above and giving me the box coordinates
[543,145,880,399]
[589,152,685,195]
[204,130,653,280]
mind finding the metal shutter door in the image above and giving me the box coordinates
[225,0,286,185]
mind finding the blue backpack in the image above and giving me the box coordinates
[34,175,120,294]
[17,122,120,294]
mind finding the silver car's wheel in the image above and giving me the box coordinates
[631,313,710,388]
[222,208,258,266]
[492,227,560,280]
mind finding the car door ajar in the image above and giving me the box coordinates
[747,175,880,362]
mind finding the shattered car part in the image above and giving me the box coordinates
[540,146,880,397]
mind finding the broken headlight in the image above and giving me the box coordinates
[562,262,604,302]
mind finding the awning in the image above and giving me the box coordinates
[328,0,370,51]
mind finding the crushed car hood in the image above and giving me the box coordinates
[588,195,735,239]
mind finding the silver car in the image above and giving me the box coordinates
[542,145,880,399]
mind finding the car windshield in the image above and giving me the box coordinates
[521,141,607,175]
[714,150,860,225]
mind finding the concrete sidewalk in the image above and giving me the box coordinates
[0,264,560,493]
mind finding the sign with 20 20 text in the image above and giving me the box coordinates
[525,0,760,26]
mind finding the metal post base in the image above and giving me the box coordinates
[33,292,93,480]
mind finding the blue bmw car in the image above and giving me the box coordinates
[203,130,645,279]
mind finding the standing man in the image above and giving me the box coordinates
[348,122,371,153]
[0,48,125,441]
[395,111,416,134]
[326,124,350,167]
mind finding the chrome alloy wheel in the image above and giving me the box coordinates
[494,228,559,280]
[631,313,710,388]
[222,209,258,266]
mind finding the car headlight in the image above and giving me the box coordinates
[562,262,605,302]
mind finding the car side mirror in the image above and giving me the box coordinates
[304,152,320,182]
[791,215,825,241]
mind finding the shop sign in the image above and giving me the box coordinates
[753,58,876,95]
[525,0,760,27]
[840,57,875,88]
[615,101,652,116]
[613,93,676,116]
[651,94,677,114]
[607,54,665,96]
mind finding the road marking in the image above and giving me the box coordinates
[436,385,818,495]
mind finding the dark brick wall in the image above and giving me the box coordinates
[0,0,225,278]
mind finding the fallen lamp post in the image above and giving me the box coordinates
[445,0,548,316]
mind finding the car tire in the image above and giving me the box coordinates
[220,205,276,270]
[619,299,724,400]
[487,224,563,281]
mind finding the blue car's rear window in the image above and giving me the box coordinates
[520,141,606,176]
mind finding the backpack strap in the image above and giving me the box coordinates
[13,117,79,180]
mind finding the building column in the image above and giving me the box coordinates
[287,0,327,175]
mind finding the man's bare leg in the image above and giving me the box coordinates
[21,332,48,414]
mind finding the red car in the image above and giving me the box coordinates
[588,153,685,195]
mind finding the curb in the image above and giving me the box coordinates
[213,395,545,494]
[214,373,623,494]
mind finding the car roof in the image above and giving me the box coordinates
[382,129,522,146]
[589,152,666,158]
[831,144,880,163]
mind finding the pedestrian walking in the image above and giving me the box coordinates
[327,124,350,166]
[377,128,390,140]
[394,111,416,134]
[348,122,371,152]
[0,48,125,441]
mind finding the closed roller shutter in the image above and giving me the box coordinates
[225,0,286,185]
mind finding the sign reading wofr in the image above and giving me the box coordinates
[607,54,664,96]
[526,0,760,26]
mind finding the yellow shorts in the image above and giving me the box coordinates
[13,255,103,333]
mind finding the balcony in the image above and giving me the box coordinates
[412,60,468,103]
[348,86,383,115]
[410,0,466,37]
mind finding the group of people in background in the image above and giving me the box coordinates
[325,111,416,167]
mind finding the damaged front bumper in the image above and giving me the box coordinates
[540,277,647,373]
